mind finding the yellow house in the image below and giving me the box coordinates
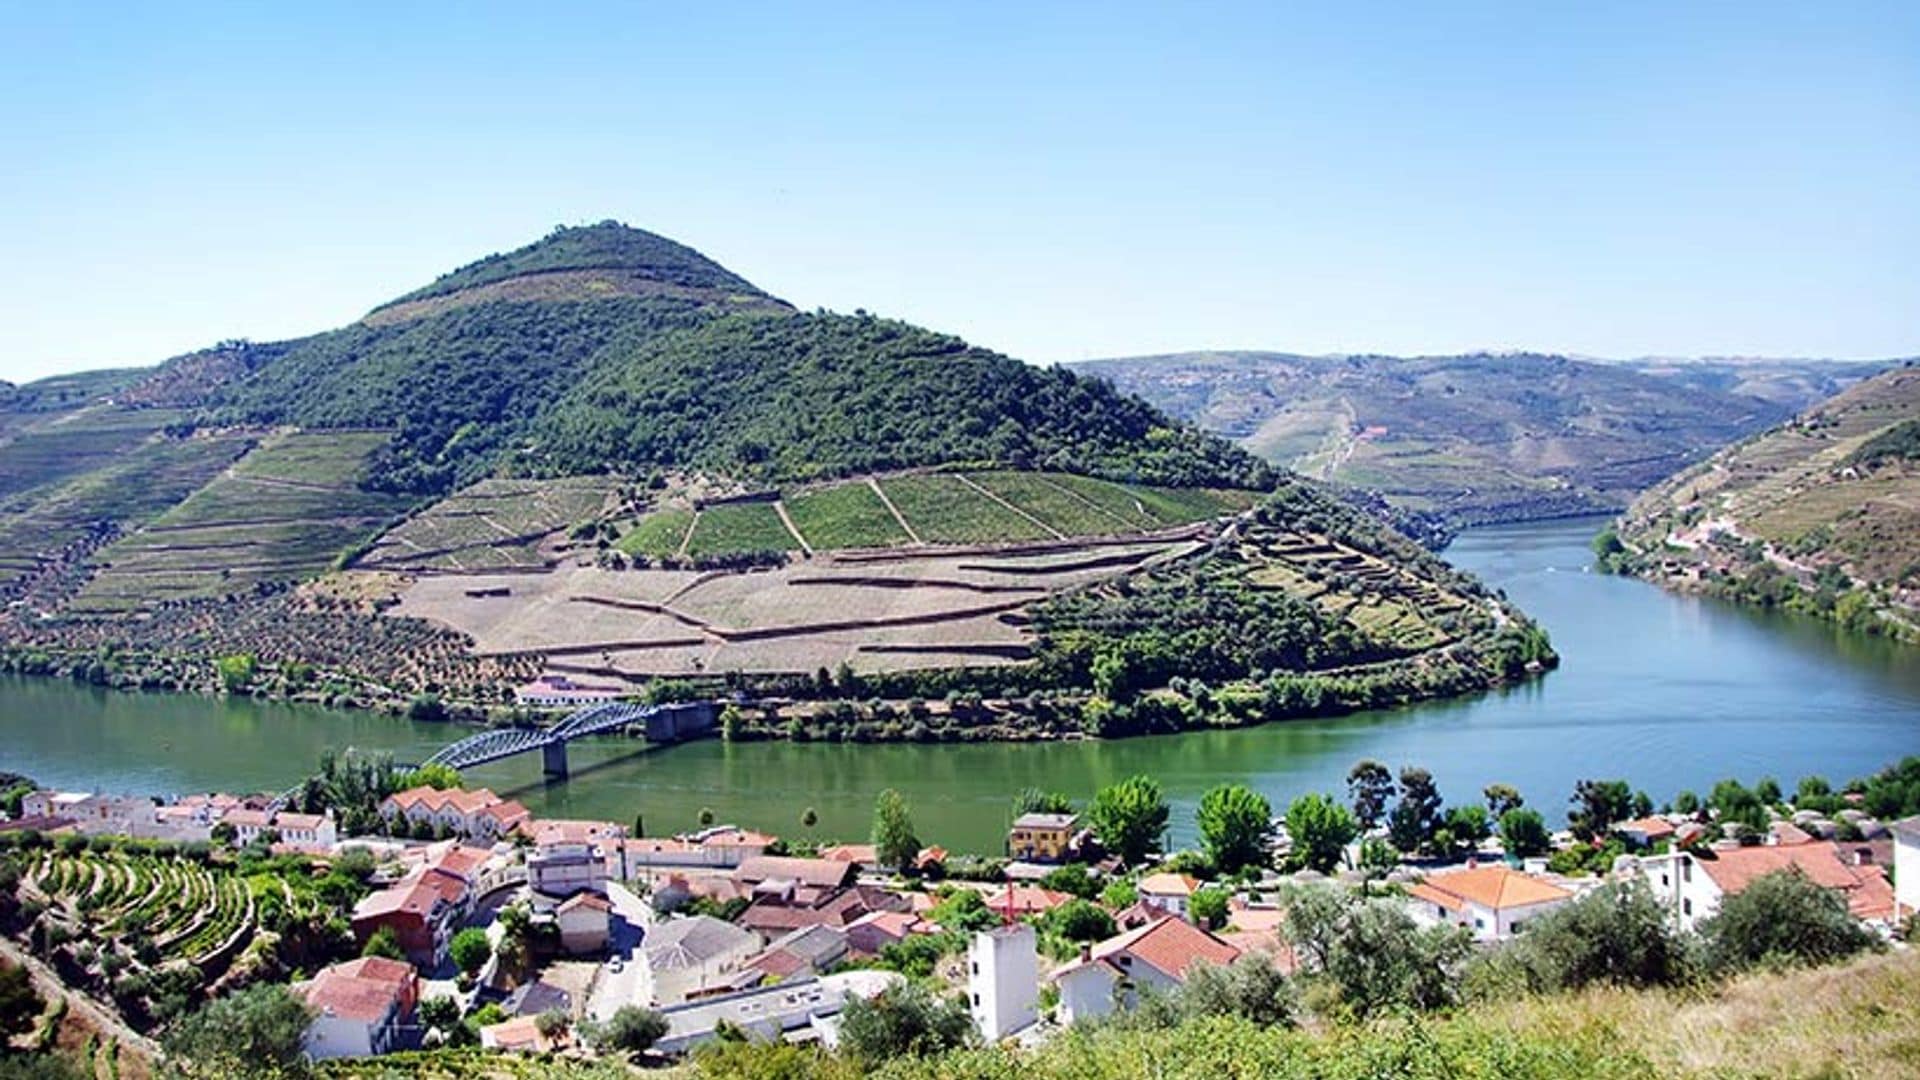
[1008,812,1079,863]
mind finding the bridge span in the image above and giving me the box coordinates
[421,700,716,779]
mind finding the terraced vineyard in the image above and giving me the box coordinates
[359,476,614,572]
[0,433,255,595]
[73,431,418,611]
[614,470,1256,561]
[0,406,191,500]
[21,848,255,968]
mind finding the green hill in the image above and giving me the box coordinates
[1610,363,1920,641]
[0,222,1547,727]
[531,312,1274,488]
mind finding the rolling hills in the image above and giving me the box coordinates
[1609,363,1920,641]
[1073,351,1890,526]
[0,223,1550,734]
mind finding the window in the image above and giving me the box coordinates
[970,962,978,976]
[1660,872,1669,887]
[1682,899,1692,916]
[1682,859,1691,883]
[972,993,980,1006]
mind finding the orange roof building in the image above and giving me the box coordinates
[1407,865,1574,941]
[1050,916,1243,1025]
[1636,840,1897,931]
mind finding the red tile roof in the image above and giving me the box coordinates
[301,957,415,1023]
[1408,866,1572,913]
[1696,842,1897,919]
[986,885,1073,916]
[1057,915,1241,983]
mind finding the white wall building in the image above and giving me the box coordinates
[1892,817,1920,923]
[967,924,1037,1041]
[1634,841,1896,932]
[1406,865,1574,942]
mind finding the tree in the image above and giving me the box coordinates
[1346,760,1394,830]
[837,981,973,1064]
[1568,779,1633,841]
[1039,863,1098,900]
[215,653,257,693]
[634,812,647,837]
[1442,804,1490,856]
[1506,878,1691,992]
[1483,783,1524,818]
[1286,792,1358,874]
[928,889,999,934]
[1631,790,1655,818]
[403,763,461,790]
[1047,899,1116,942]
[161,983,315,1078]
[449,927,491,978]
[406,693,449,724]
[1197,785,1273,874]
[1754,776,1783,805]
[801,806,818,831]
[697,807,715,827]
[1188,886,1230,930]
[1180,954,1296,1026]
[1013,788,1074,817]
[1674,790,1701,816]
[0,959,42,1044]
[1710,778,1769,837]
[361,925,404,961]
[534,1008,570,1042]
[1701,869,1879,974]
[1356,838,1399,894]
[584,1004,669,1056]
[1321,898,1470,1017]
[418,995,462,1041]
[1100,878,1138,910]
[1387,767,1443,853]
[1085,775,1169,866]
[1499,808,1551,857]
[872,789,920,872]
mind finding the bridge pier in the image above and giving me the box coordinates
[542,740,569,780]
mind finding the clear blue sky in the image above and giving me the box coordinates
[3,3,1916,383]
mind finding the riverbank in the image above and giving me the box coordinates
[6,518,1918,854]
[0,615,1556,748]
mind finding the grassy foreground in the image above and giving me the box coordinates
[681,949,1920,1080]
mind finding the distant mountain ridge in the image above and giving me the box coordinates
[1072,350,1894,526]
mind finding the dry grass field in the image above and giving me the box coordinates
[391,535,1200,677]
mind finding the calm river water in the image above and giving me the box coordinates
[3,517,1916,852]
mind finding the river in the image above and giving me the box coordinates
[3,516,1916,853]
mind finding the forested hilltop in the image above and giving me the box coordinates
[169,223,1274,495]
[0,221,1545,730]
[1606,363,1920,642]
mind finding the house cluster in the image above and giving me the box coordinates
[14,788,337,849]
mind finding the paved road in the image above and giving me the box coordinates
[587,880,655,1020]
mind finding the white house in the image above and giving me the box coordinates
[377,786,529,840]
[1890,816,1919,923]
[529,841,607,897]
[21,791,155,834]
[1050,916,1240,1027]
[1406,865,1574,941]
[298,956,418,1060]
[271,811,337,848]
[967,924,1037,1041]
[1634,840,1897,932]
[1137,872,1201,917]
[553,892,612,955]
[643,915,761,1005]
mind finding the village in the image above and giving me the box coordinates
[1,758,1916,1071]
